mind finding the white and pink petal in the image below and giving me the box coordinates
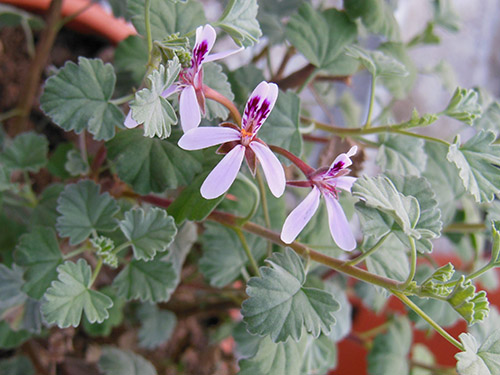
[179,85,201,132]
[193,25,217,67]
[324,194,357,251]
[124,110,139,129]
[178,127,241,150]
[242,81,279,134]
[249,141,285,197]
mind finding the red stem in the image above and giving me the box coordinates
[268,145,315,176]
[203,85,242,127]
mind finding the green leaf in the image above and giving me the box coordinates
[199,222,266,288]
[242,248,339,342]
[119,207,177,261]
[130,59,180,138]
[99,347,157,375]
[114,35,149,90]
[352,175,420,239]
[474,101,500,133]
[107,129,202,194]
[64,149,89,176]
[128,0,206,40]
[91,236,118,268]
[216,0,261,47]
[367,316,412,375]
[423,142,465,224]
[14,227,63,299]
[470,306,500,344]
[0,264,26,317]
[113,258,177,302]
[344,0,400,41]
[433,0,460,32]
[203,62,235,121]
[447,131,500,203]
[301,334,337,375]
[137,304,177,349]
[398,108,438,129]
[46,143,73,179]
[377,134,427,176]
[168,171,225,225]
[40,57,124,141]
[226,65,265,106]
[285,4,357,69]
[0,132,48,172]
[408,22,441,47]
[82,287,125,337]
[456,331,500,375]
[258,90,303,163]
[56,180,120,245]
[345,45,409,78]
[444,87,482,125]
[30,184,64,228]
[41,259,113,328]
[0,322,31,349]
[378,42,416,99]
[447,276,489,325]
[325,281,352,342]
[0,355,34,375]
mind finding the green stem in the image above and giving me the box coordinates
[0,108,22,122]
[444,263,494,288]
[111,241,133,256]
[391,129,450,146]
[145,0,153,55]
[63,245,89,260]
[256,169,273,257]
[346,232,390,266]
[393,291,464,351]
[89,257,104,287]
[402,237,417,290]
[22,171,37,206]
[357,320,392,340]
[234,228,261,277]
[296,67,318,94]
[235,173,260,225]
[110,93,135,106]
[443,222,487,233]
[364,75,377,129]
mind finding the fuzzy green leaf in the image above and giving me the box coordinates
[345,45,409,78]
[447,131,500,203]
[474,101,500,133]
[41,259,113,328]
[56,180,119,245]
[29,184,63,229]
[119,207,177,261]
[40,58,123,141]
[107,129,202,194]
[216,0,261,47]
[0,132,48,172]
[285,4,357,69]
[129,59,180,139]
[447,276,489,325]
[64,149,89,177]
[114,35,148,90]
[344,0,400,41]
[0,355,35,375]
[128,0,205,40]
[456,331,500,375]
[113,258,177,302]
[14,227,63,299]
[199,222,266,288]
[444,87,482,125]
[99,347,157,375]
[137,304,177,349]
[242,248,339,342]
[82,287,125,337]
[377,134,427,176]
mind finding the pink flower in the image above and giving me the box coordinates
[125,24,243,132]
[280,147,358,251]
[178,81,285,199]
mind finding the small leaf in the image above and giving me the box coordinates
[474,101,500,133]
[30,184,64,228]
[258,90,303,164]
[216,0,261,47]
[106,129,202,194]
[129,59,181,139]
[301,334,337,375]
[377,134,427,176]
[491,221,500,265]
[447,276,489,325]
[344,0,400,41]
[82,287,125,337]
[99,347,157,375]
[56,180,119,245]
[119,207,177,261]
[325,281,352,342]
[285,4,357,69]
[378,42,416,99]
[398,108,438,129]
[444,87,482,125]
[128,0,206,40]
[0,322,31,349]
[367,316,412,375]
[345,45,409,78]
[14,227,63,299]
[433,0,460,32]
[447,131,500,203]
[0,355,35,375]
[64,149,89,176]
[0,132,48,172]
[0,264,26,316]
[199,222,266,287]
[242,248,339,342]
[113,258,177,302]
[90,236,118,268]
[137,304,177,349]
[40,57,124,141]
[41,259,113,328]
[456,331,500,375]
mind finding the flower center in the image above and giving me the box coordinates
[240,128,254,146]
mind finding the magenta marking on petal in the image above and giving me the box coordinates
[324,194,356,251]
[201,145,245,199]
[242,82,279,134]
[281,187,321,244]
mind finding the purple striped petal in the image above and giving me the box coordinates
[249,141,285,197]
[178,127,241,150]
[324,193,356,251]
[179,85,201,132]
[204,46,244,63]
[280,187,321,244]
[242,81,279,134]
[329,146,358,172]
[201,145,245,199]
[335,176,357,192]
[124,110,139,128]
[193,24,216,67]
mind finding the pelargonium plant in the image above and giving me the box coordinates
[1,0,500,374]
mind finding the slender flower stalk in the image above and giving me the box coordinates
[178,81,286,200]
[125,24,243,132]
[281,147,358,251]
